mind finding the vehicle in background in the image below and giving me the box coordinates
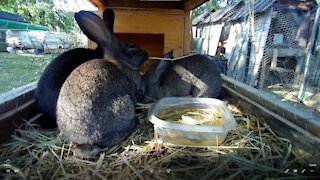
[2,29,70,54]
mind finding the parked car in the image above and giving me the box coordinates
[5,30,70,53]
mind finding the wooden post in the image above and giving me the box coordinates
[298,5,320,102]
[248,8,273,87]
[183,10,192,55]
[270,48,278,70]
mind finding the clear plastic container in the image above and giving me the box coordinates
[148,97,237,146]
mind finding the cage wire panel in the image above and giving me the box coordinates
[224,22,241,65]
[259,4,318,105]
[226,7,274,87]
[219,2,320,114]
[303,7,320,96]
[247,9,272,87]
[198,23,224,56]
[261,4,306,86]
[225,3,317,97]
[226,20,250,81]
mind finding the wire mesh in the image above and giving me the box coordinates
[217,3,319,114]
[258,4,320,113]
[261,4,307,86]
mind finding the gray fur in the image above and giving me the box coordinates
[139,54,222,103]
[56,9,148,156]
[57,59,139,147]
[35,9,116,128]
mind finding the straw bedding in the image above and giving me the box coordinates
[0,103,313,179]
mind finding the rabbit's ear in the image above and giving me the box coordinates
[153,60,171,81]
[103,8,114,33]
[75,11,115,48]
[163,50,174,59]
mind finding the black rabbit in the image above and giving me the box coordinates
[138,53,222,103]
[56,10,148,158]
[35,8,116,128]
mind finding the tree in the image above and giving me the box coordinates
[0,0,77,33]
[193,0,218,17]
[192,0,239,18]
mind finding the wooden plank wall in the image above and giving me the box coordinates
[88,8,189,73]
[225,23,241,61]
[112,8,186,57]
[115,33,165,58]
[227,21,248,80]
[226,9,273,86]
[234,23,249,82]
[247,9,273,86]
[198,23,224,56]
[90,8,187,57]
[0,82,38,143]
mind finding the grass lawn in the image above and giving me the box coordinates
[0,52,53,94]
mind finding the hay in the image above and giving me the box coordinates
[158,107,223,126]
[0,104,313,179]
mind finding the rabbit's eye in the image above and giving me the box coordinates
[128,47,138,53]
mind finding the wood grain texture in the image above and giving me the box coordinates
[89,8,186,58]
[0,100,38,143]
[115,33,164,58]
[183,11,192,55]
[90,0,105,10]
[222,74,320,138]
[104,0,183,9]
[90,0,208,10]
[113,8,185,57]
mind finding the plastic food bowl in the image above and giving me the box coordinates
[148,97,237,146]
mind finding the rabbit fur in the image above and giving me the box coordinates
[35,47,103,127]
[35,7,117,127]
[138,53,222,103]
[56,9,148,156]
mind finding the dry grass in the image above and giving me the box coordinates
[158,107,223,126]
[0,104,315,179]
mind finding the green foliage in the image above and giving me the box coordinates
[193,0,218,17]
[192,0,239,18]
[0,0,77,33]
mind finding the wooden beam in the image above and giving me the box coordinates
[224,84,320,162]
[183,10,191,55]
[222,74,320,138]
[89,0,105,11]
[92,0,210,10]
[298,5,320,101]
[0,82,37,115]
[0,100,38,143]
[103,0,183,9]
